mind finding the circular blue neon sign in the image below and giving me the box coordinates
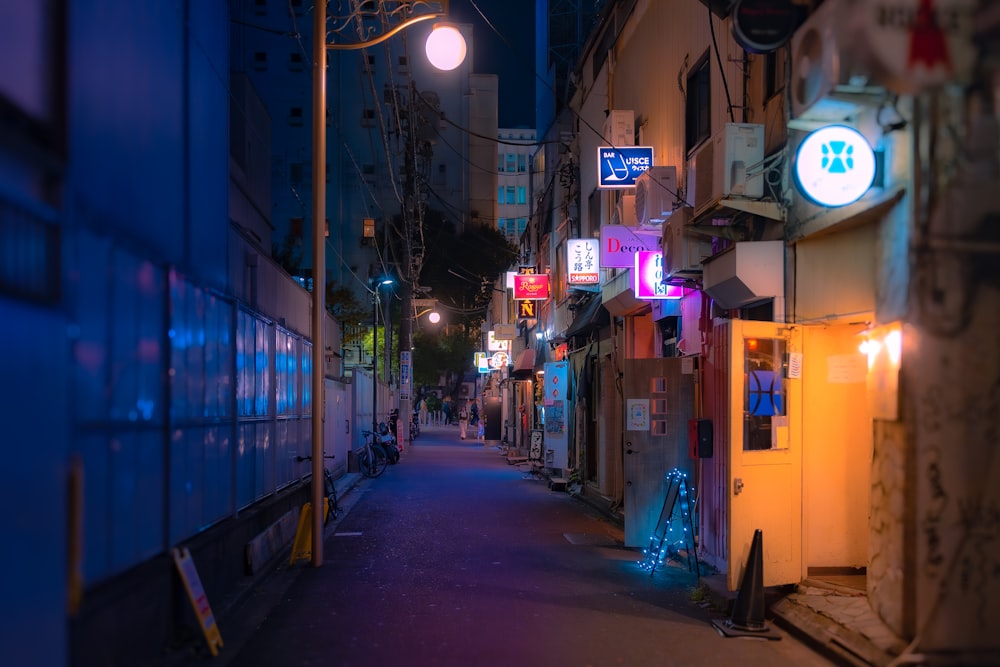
[794,125,876,207]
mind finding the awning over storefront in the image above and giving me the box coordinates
[565,295,610,341]
[511,348,536,379]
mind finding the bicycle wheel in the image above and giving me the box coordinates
[360,444,387,478]
[368,443,388,477]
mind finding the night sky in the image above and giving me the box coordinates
[449,0,536,128]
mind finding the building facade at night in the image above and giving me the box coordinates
[488,0,1000,662]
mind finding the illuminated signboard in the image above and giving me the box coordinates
[487,330,510,351]
[513,273,549,300]
[600,225,660,268]
[517,300,536,320]
[597,146,654,188]
[794,125,876,208]
[634,251,686,299]
[567,238,600,285]
[475,351,489,373]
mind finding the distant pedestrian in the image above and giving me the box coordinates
[458,402,469,439]
[419,397,429,425]
[443,398,452,426]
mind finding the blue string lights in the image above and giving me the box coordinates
[638,468,699,576]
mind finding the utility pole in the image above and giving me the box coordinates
[396,81,436,446]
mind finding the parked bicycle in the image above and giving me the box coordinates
[409,409,420,440]
[295,453,339,525]
[378,420,400,464]
[359,429,389,478]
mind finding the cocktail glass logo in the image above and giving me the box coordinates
[795,125,876,207]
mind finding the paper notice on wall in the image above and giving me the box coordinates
[827,353,866,384]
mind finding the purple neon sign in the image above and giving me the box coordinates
[634,250,685,299]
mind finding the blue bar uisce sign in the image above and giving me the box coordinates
[597,146,654,188]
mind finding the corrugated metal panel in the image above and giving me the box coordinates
[699,319,729,574]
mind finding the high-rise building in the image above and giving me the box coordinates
[230,0,498,308]
[496,128,536,243]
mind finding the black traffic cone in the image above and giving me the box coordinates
[712,529,780,639]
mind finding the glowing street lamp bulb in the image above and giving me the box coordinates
[428,311,441,324]
[425,23,466,71]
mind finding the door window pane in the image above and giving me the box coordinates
[743,337,787,451]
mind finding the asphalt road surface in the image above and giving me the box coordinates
[200,425,835,667]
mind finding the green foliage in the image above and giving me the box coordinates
[412,327,478,388]
[393,208,517,329]
[327,283,368,328]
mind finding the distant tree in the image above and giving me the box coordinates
[412,326,478,389]
[327,283,367,327]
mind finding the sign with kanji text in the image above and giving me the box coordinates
[567,238,600,285]
[399,350,411,400]
[634,250,686,299]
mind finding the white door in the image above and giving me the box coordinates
[623,358,695,547]
[727,320,803,590]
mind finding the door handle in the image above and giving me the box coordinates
[734,478,744,495]
[626,441,638,455]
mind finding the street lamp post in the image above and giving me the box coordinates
[371,277,394,435]
[309,1,466,567]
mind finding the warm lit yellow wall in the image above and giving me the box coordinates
[802,324,872,568]
[794,224,877,323]
[628,312,656,358]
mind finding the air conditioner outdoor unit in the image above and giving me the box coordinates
[613,193,637,227]
[634,166,678,227]
[662,207,714,281]
[790,0,874,121]
[603,109,634,147]
[686,123,765,219]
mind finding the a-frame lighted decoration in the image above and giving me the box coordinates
[638,468,699,575]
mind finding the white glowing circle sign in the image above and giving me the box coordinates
[425,24,466,71]
[794,125,876,207]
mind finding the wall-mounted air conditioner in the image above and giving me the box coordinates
[790,0,873,121]
[662,207,713,281]
[686,123,764,219]
[634,166,678,227]
[603,109,634,147]
[613,193,637,226]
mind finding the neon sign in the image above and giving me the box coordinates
[794,125,876,207]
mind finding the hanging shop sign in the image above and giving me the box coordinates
[489,351,510,369]
[493,323,516,340]
[634,251,686,299]
[567,238,600,285]
[517,299,537,321]
[544,361,569,406]
[731,0,798,53]
[597,146,654,188]
[475,351,490,373]
[600,224,660,268]
[513,273,550,300]
[860,0,977,93]
[794,125,876,208]
[487,330,510,351]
